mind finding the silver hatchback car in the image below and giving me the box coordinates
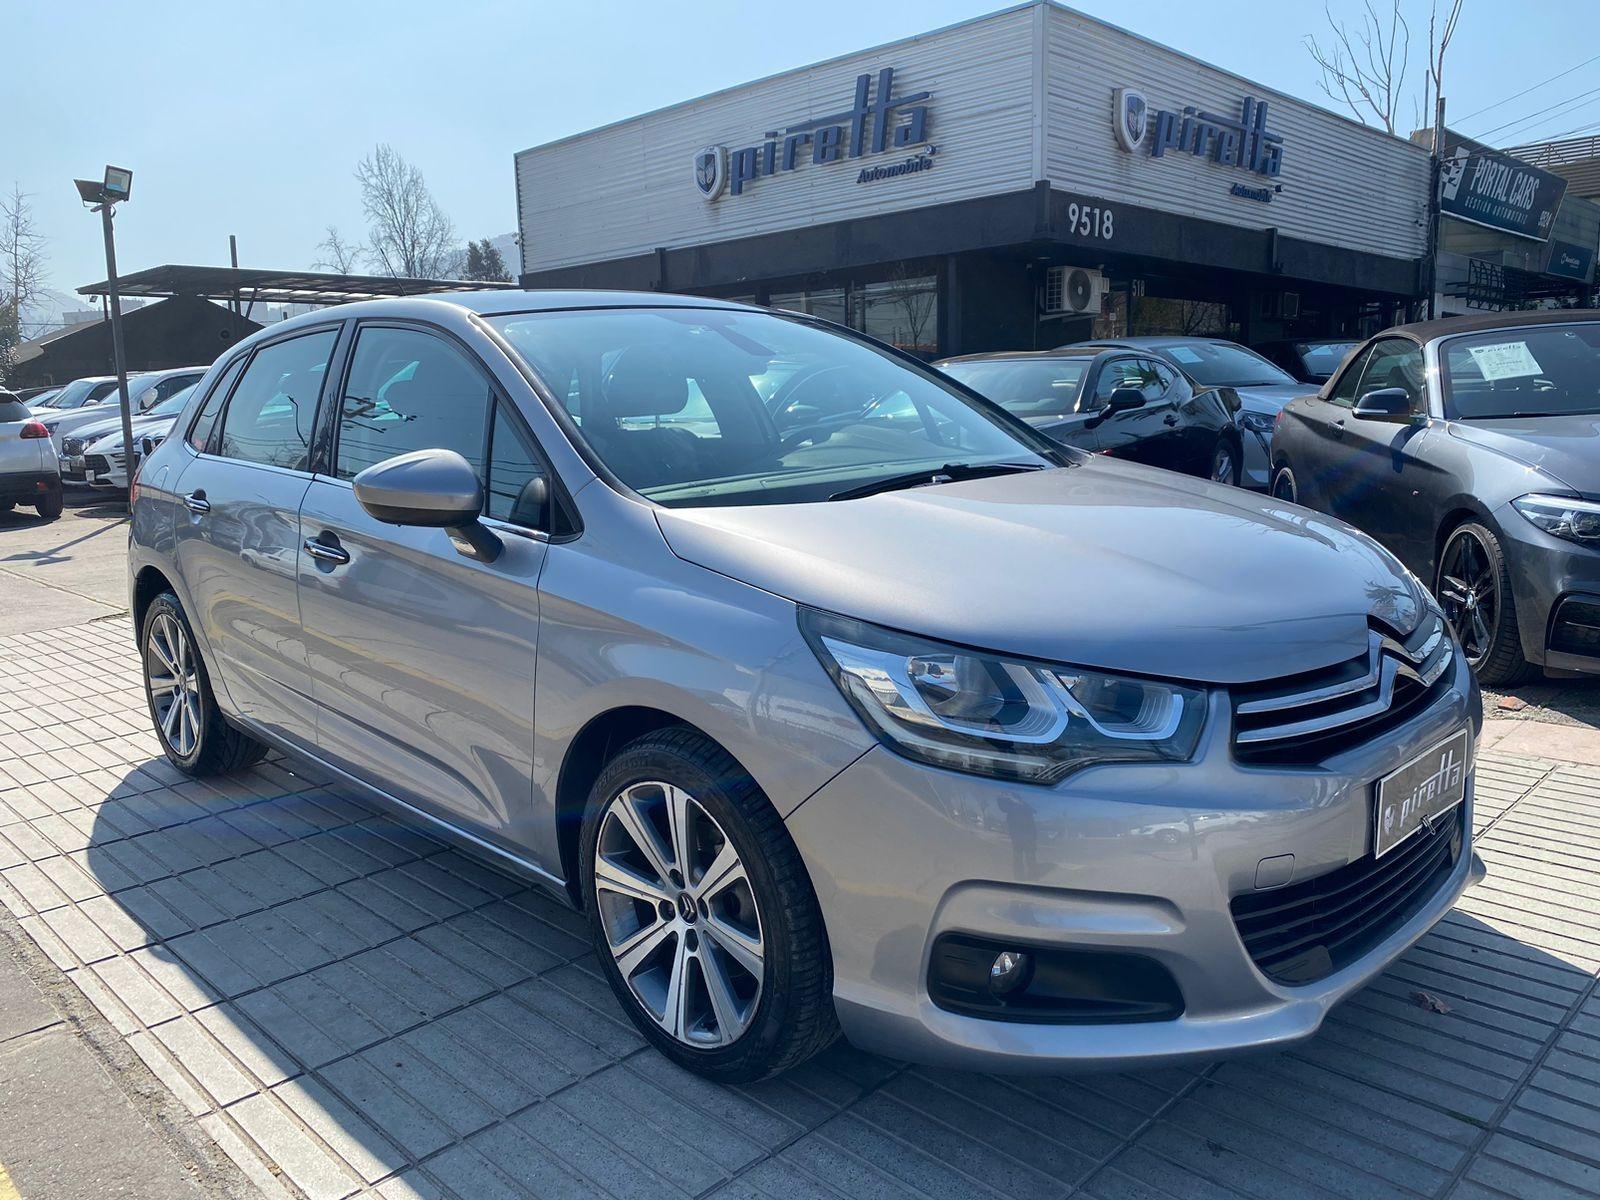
[129,292,1483,1082]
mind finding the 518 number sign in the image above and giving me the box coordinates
[1066,201,1115,240]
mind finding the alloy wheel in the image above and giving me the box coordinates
[1438,529,1498,667]
[145,612,202,758]
[1211,445,1236,484]
[593,780,765,1047]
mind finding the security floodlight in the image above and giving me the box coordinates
[74,178,105,204]
[103,166,133,202]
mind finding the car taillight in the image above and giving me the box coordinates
[20,421,49,439]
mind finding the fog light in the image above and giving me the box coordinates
[989,950,1031,995]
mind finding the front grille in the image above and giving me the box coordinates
[1550,597,1600,660]
[85,454,112,475]
[1231,615,1453,765]
[1231,806,1463,985]
[61,436,87,456]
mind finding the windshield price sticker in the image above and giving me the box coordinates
[1468,341,1544,381]
[1168,346,1203,364]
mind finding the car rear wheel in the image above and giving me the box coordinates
[35,485,63,520]
[1209,438,1240,486]
[579,727,838,1082]
[1270,465,1298,503]
[1436,523,1537,686]
[141,593,269,775]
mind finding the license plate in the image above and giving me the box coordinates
[1374,729,1469,859]
[60,457,86,481]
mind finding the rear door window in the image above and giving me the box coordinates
[214,330,336,470]
[187,358,246,451]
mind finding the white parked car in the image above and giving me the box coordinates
[65,385,196,490]
[0,389,63,519]
[36,366,207,453]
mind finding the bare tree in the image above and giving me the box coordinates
[0,184,49,381]
[313,225,362,273]
[1417,0,1464,134]
[353,144,458,279]
[1305,1,1413,133]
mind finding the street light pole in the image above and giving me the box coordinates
[97,201,136,489]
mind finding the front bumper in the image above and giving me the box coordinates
[785,650,1480,1073]
[1495,502,1600,674]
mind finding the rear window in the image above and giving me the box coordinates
[940,359,1090,418]
[1296,342,1358,377]
[0,399,29,423]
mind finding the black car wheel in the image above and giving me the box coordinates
[141,593,270,775]
[1209,438,1240,486]
[1270,466,1298,504]
[1436,523,1536,686]
[580,727,838,1082]
[35,484,64,520]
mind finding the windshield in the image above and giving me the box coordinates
[28,389,61,408]
[939,359,1089,419]
[148,384,195,417]
[1441,323,1600,420]
[47,379,99,409]
[1150,341,1294,388]
[1295,341,1359,378]
[488,307,1057,507]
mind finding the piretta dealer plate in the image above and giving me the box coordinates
[1374,729,1470,859]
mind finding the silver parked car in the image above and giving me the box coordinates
[128,292,1482,1082]
[0,389,64,518]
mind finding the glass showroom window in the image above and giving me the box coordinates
[770,277,938,356]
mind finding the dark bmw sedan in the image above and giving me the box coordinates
[936,347,1242,483]
[1271,311,1600,684]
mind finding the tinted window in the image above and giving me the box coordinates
[0,399,29,423]
[1152,341,1294,387]
[1328,345,1377,407]
[939,359,1089,418]
[1441,322,1600,420]
[187,358,246,450]
[335,326,493,480]
[1358,338,1425,409]
[1094,357,1165,405]
[486,404,550,527]
[216,331,335,469]
[487,307,1052,507]
[149,385,196,419]
[88,380,120,402]
[1296,342,1359,378]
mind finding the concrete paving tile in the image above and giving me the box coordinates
[230,1092,364,1200]
[272,1075,409,1185]
[317,1055,455,1160]
[152,1014,259,1107]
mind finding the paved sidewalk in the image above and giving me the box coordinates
[1,618,1598,1199]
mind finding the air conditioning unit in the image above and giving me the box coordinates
[1042,266,1108,317]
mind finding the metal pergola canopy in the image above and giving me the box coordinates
[77,264,516,307]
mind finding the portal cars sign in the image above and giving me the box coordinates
[694,67,932,200]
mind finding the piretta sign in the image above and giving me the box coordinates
[694,67,933,200]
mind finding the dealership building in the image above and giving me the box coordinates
[514,1,1435,357]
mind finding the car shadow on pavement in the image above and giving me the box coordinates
[53,746,1597,1199]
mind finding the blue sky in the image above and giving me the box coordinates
[11,0,1600,316]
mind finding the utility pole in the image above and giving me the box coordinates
[75,167,135,496]
[1426,97,1446,321]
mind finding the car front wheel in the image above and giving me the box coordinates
[1271,465,1298,504]
[580,727,838,1082]
[1209,438,1240,486]
[1436,522,1537,686]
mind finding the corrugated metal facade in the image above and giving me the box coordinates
[514,1,1429,276]
[1042,6,1429,261]
[516,6,1037,274]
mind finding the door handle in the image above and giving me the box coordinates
[1332,419,1347,439]
[302,536,350,566]
[183,490,210,514]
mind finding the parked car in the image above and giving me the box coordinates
[35,367,205,452]
[0,388,64,519]
[1271,311,1600,684]
[935,347,1243,483]
[1254,338,1361,385]
[37,375,122,411]
[1087,337,1313,489]
[63,384,197,490]
[14,384,63,404]
[130,291,1481,1082]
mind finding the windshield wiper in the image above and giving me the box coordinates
[827,461,1045,502]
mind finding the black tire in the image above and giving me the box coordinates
[34,486,63,520]
[1209,437,1241,487]
[1271,465,1298,504]
[141,592,269,776]
[579,727,838,1082]
[1436,522,1537,687]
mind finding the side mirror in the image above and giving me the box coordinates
[353,448,501,562]
[1104,386,1146,415]
[1353,387,1418,423]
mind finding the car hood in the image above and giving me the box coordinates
[74,412,173,448]
[653,459,1427,685]
[1448,416,1600,496]
[1228,382,1316,415]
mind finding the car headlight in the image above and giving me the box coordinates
[1237,411,1277,435]
[799,609,1208,783]
[1512,494,1600,546]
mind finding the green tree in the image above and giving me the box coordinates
[462,238,511,282]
